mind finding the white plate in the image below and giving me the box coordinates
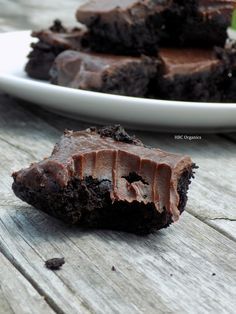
[0,30,236,132]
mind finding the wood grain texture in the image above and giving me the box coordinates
[0,199,236,314]
[0,252,55,314]
[0,94,58,197]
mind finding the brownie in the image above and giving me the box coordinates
[45,258,65,270]
[221,38,236,102]
[50,50,158,97]
[25,20,89,80]
[151,48,234,102]
[179,0,236,47]
[76,1,234,55]
[12,125,196,234]
[76,0,195,55]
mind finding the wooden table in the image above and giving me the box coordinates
[0,2,236,313]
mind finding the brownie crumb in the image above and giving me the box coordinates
[45,258,65,270]
[212,273,216,277]
[98,125,143,146]
[49,19,66,33]
[111,266,116,272]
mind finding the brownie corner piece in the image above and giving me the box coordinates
[25,20,89,80]
[12,126,196,234]
[151,47,233,102]
[50,50,159,97]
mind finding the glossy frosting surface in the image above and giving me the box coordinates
[159,48,220,78]
[51,50,146,89]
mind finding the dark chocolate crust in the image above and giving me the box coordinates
[12,126,196,234]
[12,166,195,235]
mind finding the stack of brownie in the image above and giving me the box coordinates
[25,0,236,101]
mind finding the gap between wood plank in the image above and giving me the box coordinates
[0,238,65,314]
[0,250,56,314]
[0,203,236,314]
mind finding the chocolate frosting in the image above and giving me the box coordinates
[50,50,151,90]
[159,48,221,79]
[76,0,172,25]
[13,127,193,222]
[32,29,86,50]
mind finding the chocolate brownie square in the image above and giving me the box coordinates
[76,0,195,55]
[76,1,234,55]
[12,126,196,234]
[151,48,234,102]
[50,50,159,97]
[25,20,89,80]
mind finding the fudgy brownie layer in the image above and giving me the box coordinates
[12,126,196,234]
[25,20,89,80]
[12,166,196,234]
[50,50,159,97]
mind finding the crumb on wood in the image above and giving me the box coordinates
[45,257,65,270]
[111,266,116,271]
[212,273,216,276]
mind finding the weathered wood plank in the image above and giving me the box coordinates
[0,251,55,314]
[0,199,236,314]
[0,94,58,197]
[207,219,236,242]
